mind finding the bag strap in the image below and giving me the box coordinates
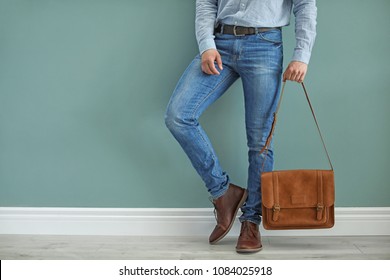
[260,82,334,171]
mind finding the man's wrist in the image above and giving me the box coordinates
[199,38,217,55]
[292,49,311,65]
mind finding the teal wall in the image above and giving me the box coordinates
[0,0,389,207]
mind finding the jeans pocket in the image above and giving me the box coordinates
[258,30,282,44]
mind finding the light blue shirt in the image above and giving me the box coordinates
[195,0,317,64]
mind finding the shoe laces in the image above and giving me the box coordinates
[209,197,218,222]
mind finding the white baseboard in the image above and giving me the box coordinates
[0,207,389,236]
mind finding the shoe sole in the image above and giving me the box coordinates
[209,189,248,245]
[236,246,263,254]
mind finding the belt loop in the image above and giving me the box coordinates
[221,24,225,34]
[255,27,259,35]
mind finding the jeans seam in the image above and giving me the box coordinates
[190,71,236,195]
[191,71,236,161]
[258,31,283,44]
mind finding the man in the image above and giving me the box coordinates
[165,0,317,253]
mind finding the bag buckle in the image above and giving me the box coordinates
[272,204,280,222]
[316,204,324,220]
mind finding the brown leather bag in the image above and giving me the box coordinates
[260,82,335,230]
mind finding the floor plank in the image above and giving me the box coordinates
[0,235,389,260]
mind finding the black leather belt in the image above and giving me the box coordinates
[214,24,280,36]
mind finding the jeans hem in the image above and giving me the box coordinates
[239,217,261,226]
[210,182,230,200]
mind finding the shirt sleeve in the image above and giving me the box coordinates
[195,0,218,55]
[292,0,317,64]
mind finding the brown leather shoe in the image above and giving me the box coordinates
[236,221,263,253]
[209,183,247,244]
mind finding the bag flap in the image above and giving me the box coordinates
[261,169,334,209]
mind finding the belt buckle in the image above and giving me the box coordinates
[233,26,245,37]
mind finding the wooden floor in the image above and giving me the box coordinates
[0,235,389,260]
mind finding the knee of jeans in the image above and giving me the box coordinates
[164,108,176,132]
[164,106,196,133]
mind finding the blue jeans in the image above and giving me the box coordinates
[165,30,283,225]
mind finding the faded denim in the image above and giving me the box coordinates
[165,30,283,224]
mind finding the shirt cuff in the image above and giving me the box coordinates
[292,49,312,65]
[198,38,216,55]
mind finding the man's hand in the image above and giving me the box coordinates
[283,61,308,83]
[201,49,223,75]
